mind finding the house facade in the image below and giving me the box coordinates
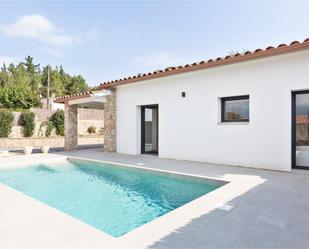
[56,39,309,172]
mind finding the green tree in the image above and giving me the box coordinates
[22,56,41,93]
[0,64,9,87]
[0,85,41,109]
[65,75,88,95]
[0,56,90,110]
[22,56,40,75]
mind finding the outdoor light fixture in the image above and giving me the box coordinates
[181,92,186,98]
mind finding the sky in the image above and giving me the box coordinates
[0,0,309,87]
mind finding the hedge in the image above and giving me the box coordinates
[0,110,14,137]
[20,111,36,137]
[50,110,65,136]
[45,121,54,137]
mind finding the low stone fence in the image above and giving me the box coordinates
[0,136,104,149]
[9,107,104,138]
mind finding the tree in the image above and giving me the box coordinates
[0,56,90,109]
[0,85,41,109]
[22,56,41,93]
[65,75,88,95]
[0,64,9,87]
[22,56,40,75]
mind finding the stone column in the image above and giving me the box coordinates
[104,88,117,152]
[64,103,78,151]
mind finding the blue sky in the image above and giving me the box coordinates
[0,1,309,86]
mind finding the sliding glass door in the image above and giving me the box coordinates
[141,105,158,154]
[292,91,309,169]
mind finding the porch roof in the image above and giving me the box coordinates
[54,91,93,103]
[54,90,111,109]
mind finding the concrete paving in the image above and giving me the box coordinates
[1,149,309,248]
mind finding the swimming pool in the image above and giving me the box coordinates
[0,158,225,237]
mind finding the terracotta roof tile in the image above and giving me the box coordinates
[54,91,93,103]
[99,38,309,89]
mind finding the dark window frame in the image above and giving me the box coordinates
[291,90,309,169]
[221,95,250,122]
[141,104,159,155]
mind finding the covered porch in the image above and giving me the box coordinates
[54,89,116,152]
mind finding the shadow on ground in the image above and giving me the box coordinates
[149,172,309,249]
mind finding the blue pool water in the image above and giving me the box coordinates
[0,159,223,237]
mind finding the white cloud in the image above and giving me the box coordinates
[1,15,78,48]
[0,15,100,57]
[132,52,190,70]
[0,56,15,65]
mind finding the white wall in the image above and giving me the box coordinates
[116,50,309,171]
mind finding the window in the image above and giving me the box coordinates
[221,95,249,122]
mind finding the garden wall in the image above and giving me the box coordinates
[0,137,104,149]
[9,108,104,138]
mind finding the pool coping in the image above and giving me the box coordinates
[0,153,266,248]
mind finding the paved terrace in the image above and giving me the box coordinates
[1,148,309,248]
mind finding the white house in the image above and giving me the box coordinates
[56,38,309,172]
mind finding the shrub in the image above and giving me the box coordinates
[0,110,14,137]
[50,110,64,136]
[20,111,36,137]
[45,121,54,137]
[87,126,96,134]
[0,85,41,109]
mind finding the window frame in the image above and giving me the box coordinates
[221,95,250,123]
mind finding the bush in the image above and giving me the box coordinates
[87,126,96,134]
[0,85,41,109]
[50,110,64,136]
[0,110,14,137]
[20,111,36,137]
[45,121,54,137]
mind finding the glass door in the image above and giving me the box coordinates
[141,105,158,154]
[292,91,309,169]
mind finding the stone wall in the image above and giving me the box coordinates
[103,88,117,152]
[0,137,104,149]
[8,108,104,138]
[78,120,104,136]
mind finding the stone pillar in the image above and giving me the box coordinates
[104,88,117,152]
[64,103,78,151]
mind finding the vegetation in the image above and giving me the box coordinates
[38,120,54,137]
[0,85,41,109]
[0,110,14,137]
[0,56,89,110]
[50,110,65,136]
[45,121,54,137]
[87,126,96,134]
[20,111,36,137]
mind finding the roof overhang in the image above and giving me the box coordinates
[54,90,111,109]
